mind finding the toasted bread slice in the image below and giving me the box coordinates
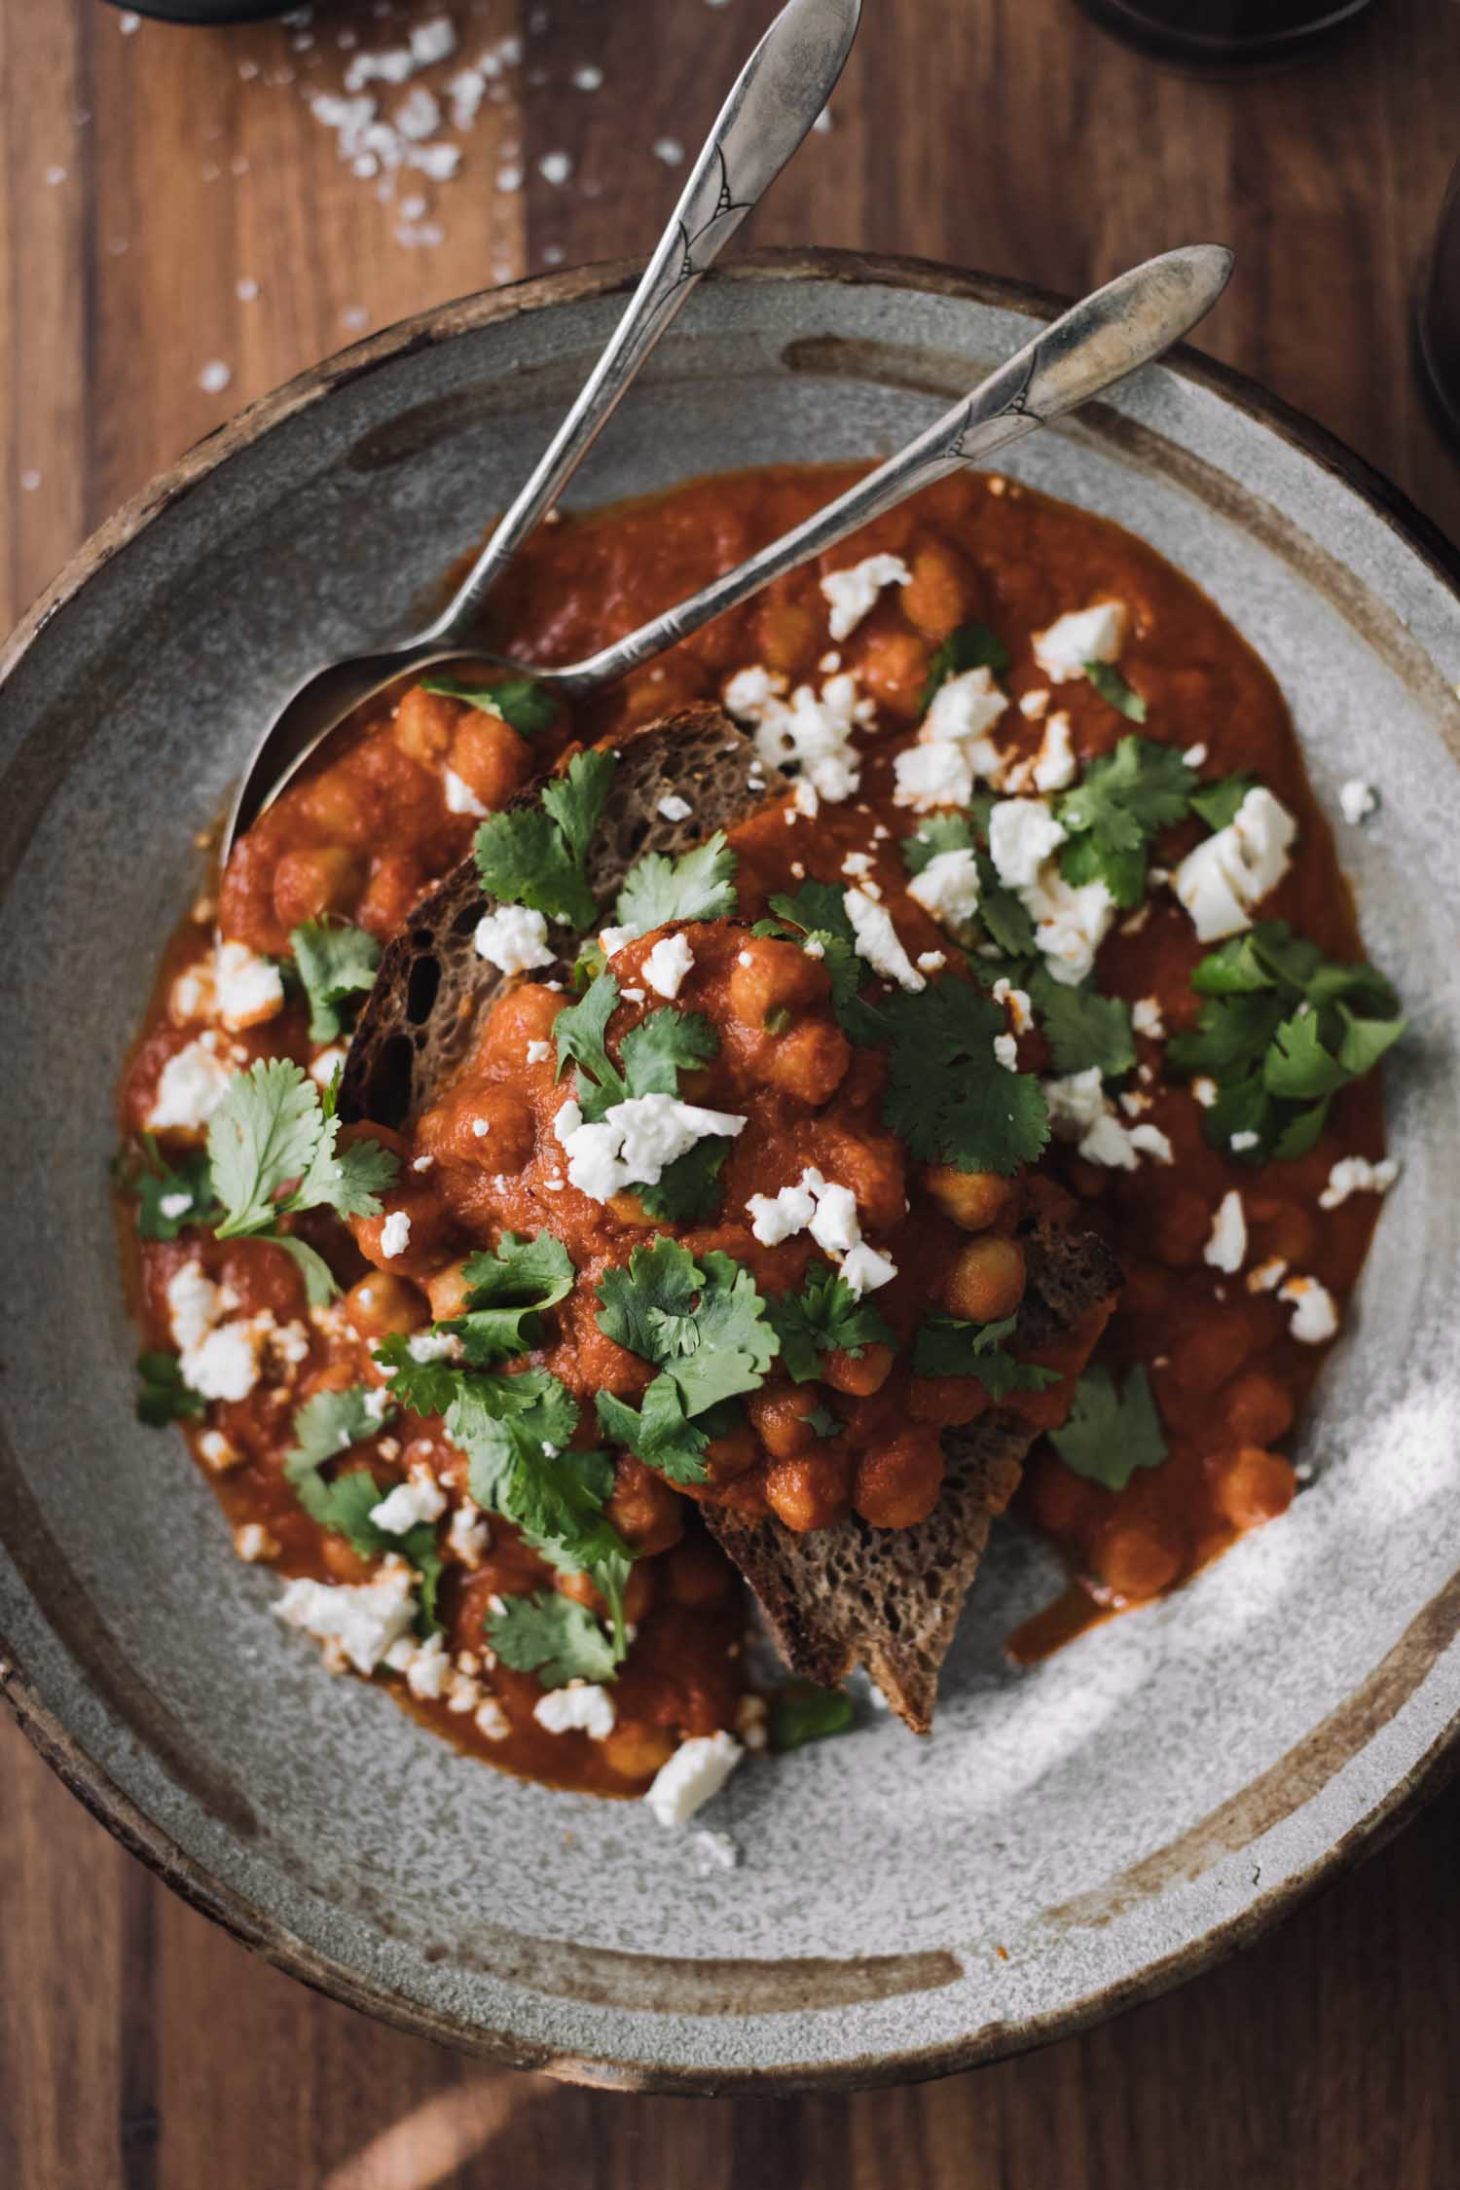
[340,705,1120,1729]
[705,1219,1119,1732]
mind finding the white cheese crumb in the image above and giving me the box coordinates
[310,1044,347,1087]
[819,553,911,642]
[537,150,573,186]
[233,1523,278,1564]
[380,1210,412,1259]
[473,902,556,975]
[726,666,873,806]
[443,767,487,817]
[644,1730,743,1828]
[988,797,1066,889]
[1319,1154,1400,1208]
[1192,1076,1218,1109]
[387,1632,451,1701]
[1246,1256,1289,1294]
[689,1828,741,1876]
[197,1428,241,1474]
[1339,778,1379,826]
[1230,1129,1260,1153]
[1128,1123,1174,1165]
[214,940,285,1031]
[906,847,981,935]
[840,1241,898,1295]
[1031,711,1078,792]
[1279,1274,1340,1344]
[843,887,926,992]
[1019,688,1051,720]
[1204,1190,1248,1274]
[993,1033,1019,1071]
[276,1563,417,1676]
[893,666,1010,813]
[146,1037,234,1131]
[746,1172,820,1246]
[1172,786,1298,942]
[643,932,695,1000]
[1132,996,1166,1040]
[1031,600,1129,684]
[525,1039,551,1065]
[448,1501,489,1568]
[474,1695,510,1740]
[1183,742,1209,768]
[558,1093,744,1204]
[534,1683,616,1739]
[656,792,693,823]
[368,1472,447,1534]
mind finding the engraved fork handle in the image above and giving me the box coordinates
[424,0,861,645]
[548,244,1234,694]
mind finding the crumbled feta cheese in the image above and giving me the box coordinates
[1132,996,1166,1040]
[1339,778,1379,826]
[993,1032,1019,1071]
[1229,1130,1260,1153]
[1246,1256,1289,1294]
[170,960,216,1024]
[147,1037,234,1131]
[1172,787,1298,942]
[746,1172,820,1246]
[1026,870,1116,987]
[1043,1067,1108,1139]
[1192,1076,1218,1109]
[734,1692,769,1750]
[988,798,1066,889]
[369,1472,447,1534]
[473,902,556,975]
[166,1261,223,1352]
[644,1730,743,1827]
[643,932,695,1000]
[1044,1068,1167,1169]
[558,1093,745,1204]
[1031,599,1129,683]
[689,1828,741,1875]
[726,666,873,806]
[276,1563,417,1675]
[1019,688,1051,721]
[1078,1113,1142,1170]
[197,1428,241,1474]
[1279,1274,1340,1344]
[840,1241,898,1294]
[1318,1155,1400,1208]
[310,1044,347,1086]
[234,1523,278,1564]
[443,768,487,817]
[447,1501,489,1568]
[656,792,693,823]
[534,1684,616,1739]
[1032,711,1078,792]
[597,923,635,959]
[525,1039,551,1065]
[184,1321,267,1401]
[745,1166,893,1288]
[906,847,981,934]
[843,887,926,991]
[1204,1190,1248,1273]
[1183,742,1209,768]
[893,667,1010,812]
[380,1210,412,1259]
[808,1180,860,1255]
[390,1632,451,1700]
[1127,1123,1174,1164]
[404,1329,461,1365]
[474,1695,510,1740]
[819,552,911,642]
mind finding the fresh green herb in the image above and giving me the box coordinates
[284,1386,442,1629]
[880,979,1050,1177]
[762,882,888,1046]
[553,969,719,1123]
[473,747,615,930]
[439,1230,575,1366]
[1083,659,1148,722]
[136,1350,205,1427]
[117,1136,219,1241]
[372,1333,463,1417]
[975,851,1040,957]
[1190,771,1256,833]
[206,1060,397,1303]
[911,1313,1061,1399]
[805,1400,841,1439]
[287,1385,389,1473]
[635,1137,730,1225]
[902,814,975,878]
[1055,735,1195,908]
[770,1685,856,1751]
[921,621,1010,710]
[420,673,559,737]
[553,968,625,1111]
[613,831,738,935]
[486,1589,623,1687]
[595,1380,714,1487]
[1027,967,1136,1081]
[290,919,381,1044]
[1167,920,1404,1163]
[1050,1363,1166,1491]
[767,1266,895,1384]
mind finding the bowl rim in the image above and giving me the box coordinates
[3,244,1459,2094]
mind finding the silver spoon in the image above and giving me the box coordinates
[224,0,862,853]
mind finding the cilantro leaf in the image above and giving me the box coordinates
[767,1267,894,1383]
[1263,1007,1351,1102]
[486,1590,622,1687]
[770,1685,855,1751]
[420,673,558,736]
[765,883,888,1046]
[474,749,615,930]
[1028,968,1136,1080]
[597,1240,780,1420]
[911,1314,1060,1399]
[1055,736,1195,908]
[903,814,974,878]
[207,1060,397,1273]
[290,919,380,1044]
[1084,659,1148,721]
[136,1350,205,1427]
[553,970,626,1117]
[118,1136,218,1241]
[596,1381,710,1486]
[1051,1363,1166,1490]
[975,851,1039,956]
[880,980,1050,1176]
[284,1386,442,1629]
[635,1136,730,1224]
[613,831,738,935]
[620,1007,718,1096]
[441,1230,574,1366]
[921,622,1010,710]
[1190,772,1256,833]
[287,1384,389,1472]
[373,1332,465,1416]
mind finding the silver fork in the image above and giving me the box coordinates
[224,0,862,852]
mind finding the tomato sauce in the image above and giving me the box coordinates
[117,463,1392,1791]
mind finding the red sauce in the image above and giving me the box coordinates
[116,463,1391,1788]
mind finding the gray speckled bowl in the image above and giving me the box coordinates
[2,252,1458,2093]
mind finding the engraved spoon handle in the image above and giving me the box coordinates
[425,0,861,644]
[548,244,1233,693]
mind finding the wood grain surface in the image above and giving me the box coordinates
[2,0,1458,2183]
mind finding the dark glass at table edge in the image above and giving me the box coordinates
[1073,0,1381,68]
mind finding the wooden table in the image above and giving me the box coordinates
[3,1,1458,2182]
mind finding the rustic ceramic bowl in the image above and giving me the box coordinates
[1,252,1457,2093]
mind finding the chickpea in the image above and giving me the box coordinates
[1212,1446,1295,1530]
[814,1126,906,1232]
[856,627,930,720]
[1151,1187,1215,1269]
[422,1085,537,1173]
[1095,1526,1183,1602]
[393,684,459,766]
[757,597,819,675]
[763,1018,852,1105]
[901,541,974,643]
[600,1723,677,1781]
[425,1258,474,1322]
[853,1429,944,1529]
[1219,1368,1295,1449]
[344,1270,430,1343]
[704,1419,761,1481]
[299,770,368,843]
[763,1449,851,1533]
[322,1532,377,1584]
[607,1458,684,1556]
[478,983,565,1069]
[747,1382,826,1460]
[271,844,362,930]
[924,1164,1016,1232]
[941,1235,1027,1323]
[727,935,830,1028]
[1166,1311,1253,1397]
[663,1535,735,1608]
[448,713,535,811]
[821,1341,893,1398]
